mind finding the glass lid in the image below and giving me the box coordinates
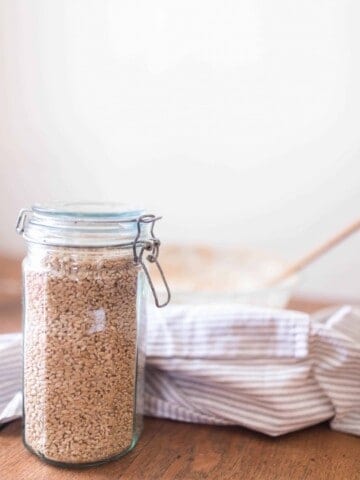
[32,202,144,221]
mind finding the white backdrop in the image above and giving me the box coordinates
[0,0,359,299]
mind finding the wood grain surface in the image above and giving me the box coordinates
[0,257,359,480]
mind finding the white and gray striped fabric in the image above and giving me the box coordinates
[0,305,359,436]
[0,333,22,424]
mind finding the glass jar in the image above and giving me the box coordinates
[16,202,170,467]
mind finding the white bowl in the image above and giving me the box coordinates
[156,245,299,309]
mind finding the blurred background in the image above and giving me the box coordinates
[0,0,359,300]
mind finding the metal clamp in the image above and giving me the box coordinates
[16,209,32,235]
[133,215,171,308]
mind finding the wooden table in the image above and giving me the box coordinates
[0,257,359,480]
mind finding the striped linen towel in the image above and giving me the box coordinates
[0,305,359,436]
[0,333,22,424]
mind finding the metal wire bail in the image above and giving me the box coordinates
[16,209,32,235]
[133,214,171,308]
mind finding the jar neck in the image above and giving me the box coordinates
[25,221,150,248]
[21,215,151,248]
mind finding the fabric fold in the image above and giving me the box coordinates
[0,305,359,437]
[311,306,360,436]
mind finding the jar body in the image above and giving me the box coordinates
[22,243,147,466]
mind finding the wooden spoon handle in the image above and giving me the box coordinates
[268,218,360,286]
